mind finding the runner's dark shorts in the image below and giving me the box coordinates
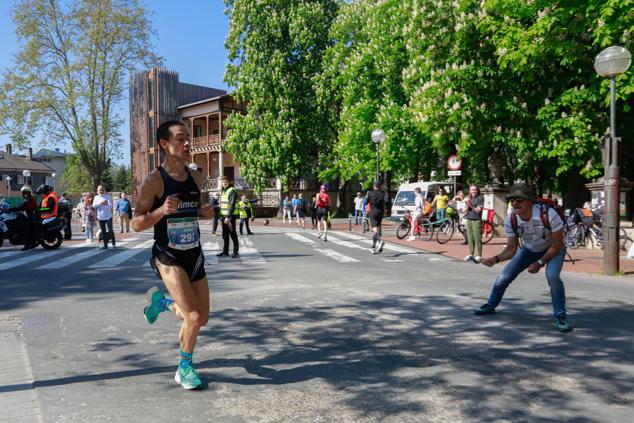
[369,211,383,227]
[297,210,306,218]
[150,242,206,283]
[316,207,329,221]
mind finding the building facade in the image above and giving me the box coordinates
[129,67,247,199]
[0,144,55,197]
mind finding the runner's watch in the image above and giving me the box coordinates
[537,259,545,267]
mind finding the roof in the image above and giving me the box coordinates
[34,148,68,158]
[0,150,56,173]
[177,94,232,110]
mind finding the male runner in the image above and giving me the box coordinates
[366,180,386,254]
[131,120,214,390]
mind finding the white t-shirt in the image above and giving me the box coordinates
[354,196,364,211]
[504,204,564,252]
[93,194,113,221]
[414,194,424,216]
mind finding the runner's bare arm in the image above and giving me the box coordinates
[131,172,177,232]
[191,170,213,220]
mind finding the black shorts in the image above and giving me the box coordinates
[369,211,383,227]
[151,242,206,283]
[317,207,329,221]
[297,210,306,218]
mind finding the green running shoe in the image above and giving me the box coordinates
[555,316,573,333]
[143,286,165,324]
[474,303,496,315]
[175,365,203,390]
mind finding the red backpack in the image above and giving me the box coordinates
[510,198,565,237]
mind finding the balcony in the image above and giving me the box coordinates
[190,134,223,153]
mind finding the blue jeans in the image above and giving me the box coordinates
[354,209,363,224]
[487,246,567,318]
[436,208,446,220]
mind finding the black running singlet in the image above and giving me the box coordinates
[151,167,201,251]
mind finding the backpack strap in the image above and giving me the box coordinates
[539,202,551,229]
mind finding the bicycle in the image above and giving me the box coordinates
[567,222,632,251]
[395,209,433,240]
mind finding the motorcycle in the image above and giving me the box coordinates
[0,209,65,250]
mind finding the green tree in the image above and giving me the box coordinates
[223,0,339,191]
[0,0,159,191]
[60,154,93,194]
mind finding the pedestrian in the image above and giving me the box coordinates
[81,193,97,243]
[475,183,572,333]
[291,194,299,220]
[93,185,115,250]
[464,184,483,263]
[282,195,291,223]
[431,187,450,220]
[315,185,331,241]
[238,194,255,235]
[353,192,364,225]
[210,192,221,234]
[116,192,132,233]
[218,176,240,258]
[451,190,468,244]
[296,193,307,229]
[407,187,425,241]
[131,120,214,390]
[310,194,318,229]
[75,194,87,232]
[365,180,386,253]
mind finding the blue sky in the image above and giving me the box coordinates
[0,0,231,165]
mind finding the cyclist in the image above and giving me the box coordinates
[407,187,425,241]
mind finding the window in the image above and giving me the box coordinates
[194,125,203,138]
[148,79,155,112]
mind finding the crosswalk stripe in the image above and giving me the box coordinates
[285,233,359,263]
[0,242,86,271]
[333,231,418,254]
[239,238,266,264]
[88,240,154,269]
[37,247,104,269]
[202,241,220,265]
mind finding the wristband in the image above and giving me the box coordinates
[537,259,545,267]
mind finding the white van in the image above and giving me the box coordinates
[391,181,460,217]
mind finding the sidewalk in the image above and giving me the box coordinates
[253,217,634,277]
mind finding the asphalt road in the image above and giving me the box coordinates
[1,224,633,422]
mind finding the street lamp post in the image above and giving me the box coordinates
[371,129,385,183]
[6,176,11,198]
[594,46,632,274]
[52,173,57,192]
[22,169,31,187]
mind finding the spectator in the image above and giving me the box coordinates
[451,190,468,244]
[353,192,364,225]
[431,187,450,220]
[81,193,97,243]
[296,193,307,229]
[282,195,292,223]
[116,192,132,233]
[93,185,115,250]
[464,184,483,263]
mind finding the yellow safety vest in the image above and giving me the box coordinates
[220,187,239,216]
[238,200,251,218]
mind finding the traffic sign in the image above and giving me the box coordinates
[448,170,462,176]
[447,155,462,171]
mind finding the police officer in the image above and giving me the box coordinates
[218,177,239,258]
[7,186,38,250]
[238,194,255,236]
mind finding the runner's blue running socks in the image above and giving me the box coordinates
[158,298,174,313]
[180,350,193,368]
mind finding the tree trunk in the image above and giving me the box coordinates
[336,178,347,217]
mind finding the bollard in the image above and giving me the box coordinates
[348,215,352,231]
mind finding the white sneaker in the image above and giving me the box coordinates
[369,247,376,254]
[407,236,416,241]
[317,232,323,239]
[474,256,481,263]
[464,255,474,261]
[85,239,91,244]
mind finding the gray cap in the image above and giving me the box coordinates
[506,183,534,201]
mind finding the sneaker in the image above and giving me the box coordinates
[368,247,376,254]
[143,286,165,324]
[216,252,229,257]
[231,252,240,259]
[474,303,496,315]
[324,235,327,242]
[377,241,385,253]
[555,316,572,333]
[100,245,108,250]
[317,232,323,239]
[474,256,481,263]
[407,236,416,241]
[464,255,474,262]
[85,239,91,244]
[174,365,202,390]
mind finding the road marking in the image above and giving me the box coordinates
[36,247,104,269]
[88,240,154,268]
[0,242,86,271]
[239,238,266,264]
[202,241,220,265]
[286,233,359,263]
[333,231,419,254]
